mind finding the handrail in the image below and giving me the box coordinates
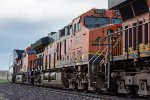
[88,50,100,62]
[88,40,102,62]
[107,21,150,37]
[89,28,121,63]
[100,50,108,66]
[99,35,120,67]
[92,46,109,66]
[100,38,120,89]
[91,29,122,65]
[91,31,119,72]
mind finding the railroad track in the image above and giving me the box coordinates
[19,83,144,100]
[0,83,146,100]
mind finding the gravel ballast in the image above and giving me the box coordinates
[0,83,145,100]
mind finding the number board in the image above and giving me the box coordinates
[95,9,105,15]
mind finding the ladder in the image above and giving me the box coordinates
[88,30,122,91]
[99,33,121,90]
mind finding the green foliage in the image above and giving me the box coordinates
[0,79,8,83]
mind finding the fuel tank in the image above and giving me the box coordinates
[42,72,67,88]
[43,72,56,80]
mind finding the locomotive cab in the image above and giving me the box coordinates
[8,48,36,84]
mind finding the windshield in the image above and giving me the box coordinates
[27,49,36,55]
[112,18,122,24]
[84,17,110,29]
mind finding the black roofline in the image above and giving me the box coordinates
[108,0,136,10]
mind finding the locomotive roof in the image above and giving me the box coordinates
[31,36,51,49]
[108,0,131,9]
[13,49,25,60]
[109,0,149,21]
[72,8,107,21]
[59,23,72,31]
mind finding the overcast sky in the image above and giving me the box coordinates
[0,0,108,70]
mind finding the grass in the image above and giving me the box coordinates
[0,79,8,83]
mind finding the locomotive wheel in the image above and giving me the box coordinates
[108,89,118,96]
[108,83,118,96]
[124,86,138,98]
[34,81,37,86]
[94,88,101,95]
[94,84,102,94]
[145,96,150,100]
[72,82,78,91]
[124,91,134,98]
[83,83,88,93]
[83,89,89,93]
[30,77,34,86]
[83,88,89,93]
